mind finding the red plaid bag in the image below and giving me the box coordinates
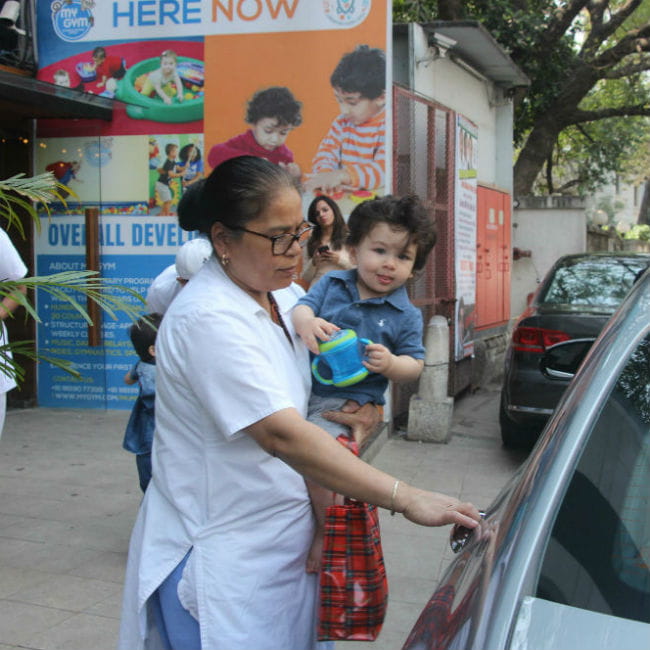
[318,497,389,641]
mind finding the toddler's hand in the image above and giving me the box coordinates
[363,343,393,375]
[296,318,339,355]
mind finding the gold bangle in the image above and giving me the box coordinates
[389,479,400,516]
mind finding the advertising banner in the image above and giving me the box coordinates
[35,213,197,408]
[35,0,391,408]
[454,114,477,361]
[45,0,374,41]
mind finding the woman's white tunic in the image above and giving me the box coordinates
[118,258,319,649]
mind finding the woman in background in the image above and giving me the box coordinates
[301,195,353,288]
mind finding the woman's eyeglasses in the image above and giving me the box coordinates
[230,224,314,255]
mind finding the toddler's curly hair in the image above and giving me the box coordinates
[246,86,302,127]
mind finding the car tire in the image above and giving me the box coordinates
[499,394,524,448]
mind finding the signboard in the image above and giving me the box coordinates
[46,0,373,41]
[35,213,196,409]
[453,114,478,361]
[34,0,391,408]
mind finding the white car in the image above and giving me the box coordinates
[403,269,650,649]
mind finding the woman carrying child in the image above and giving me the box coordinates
[118,156,480,650]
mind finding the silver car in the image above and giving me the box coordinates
[403,270,650,649]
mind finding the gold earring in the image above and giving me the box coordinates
[221,254,229,266]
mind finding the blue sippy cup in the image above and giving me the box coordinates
[311,329,372,387]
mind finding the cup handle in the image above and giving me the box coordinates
[311,356,334,385]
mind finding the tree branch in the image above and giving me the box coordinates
[600,0,644,36]
[573,103,650,123]
[575,122,596,143]
[592,27,650,71]
[583,0,644,56]
[437,0,465,21]
[555,177,586,194]
[545,152,555,194]
[543,0,590,47]
[602,54,650,78]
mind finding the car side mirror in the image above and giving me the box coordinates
[539,338,595,379]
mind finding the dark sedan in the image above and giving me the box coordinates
[500,251,650,447]
[403,268,650,650]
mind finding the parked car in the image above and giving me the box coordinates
[403,268,650,650]
[500,251,650,448]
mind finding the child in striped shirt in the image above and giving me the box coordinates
[304,45,386,196]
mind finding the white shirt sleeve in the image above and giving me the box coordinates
[0,228,28,394]
[0,228,27,282]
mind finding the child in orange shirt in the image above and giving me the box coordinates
[304,45,386,196]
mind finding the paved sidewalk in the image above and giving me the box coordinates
[0,381,525,650]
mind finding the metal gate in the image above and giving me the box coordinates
[391,85,459,425]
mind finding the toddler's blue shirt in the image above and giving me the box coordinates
[296,269,424,405]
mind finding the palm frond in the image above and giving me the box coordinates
[0,274,145,325]
[1,341,82,384]
[0,172,145,388]
[0,172,72,234]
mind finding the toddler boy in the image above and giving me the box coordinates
[292,194,436,571]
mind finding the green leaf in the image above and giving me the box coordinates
[0,173,145,387]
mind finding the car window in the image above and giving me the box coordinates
[541,258,646,307]
[535,334,650,624]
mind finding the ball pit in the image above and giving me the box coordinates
[115,56,204,123]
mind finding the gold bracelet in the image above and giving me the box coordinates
[389,479,400,516]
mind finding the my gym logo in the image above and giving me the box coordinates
[323,0,371,27]
[51,0,95,42]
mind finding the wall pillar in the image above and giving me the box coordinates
[407,316,454,442]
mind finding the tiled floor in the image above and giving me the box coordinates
[0,382,524,650]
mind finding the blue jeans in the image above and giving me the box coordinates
[150,550,201,650]
[136,452,152,493]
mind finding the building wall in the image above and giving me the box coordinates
[511,206,587,318]
[394,23,518,397]
[402,24,514,194]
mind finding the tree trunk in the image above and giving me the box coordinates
[513,61,599,196]
[513,117,564,196]
[637,179,650,225]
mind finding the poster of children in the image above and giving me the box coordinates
[36,29,205,135]
[202,7,389,216]
[148,135,204,216]
[37,136,149,209]
[31,0,391,408]
[454,115,478,360]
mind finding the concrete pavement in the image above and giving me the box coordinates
[0,380,526,650]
